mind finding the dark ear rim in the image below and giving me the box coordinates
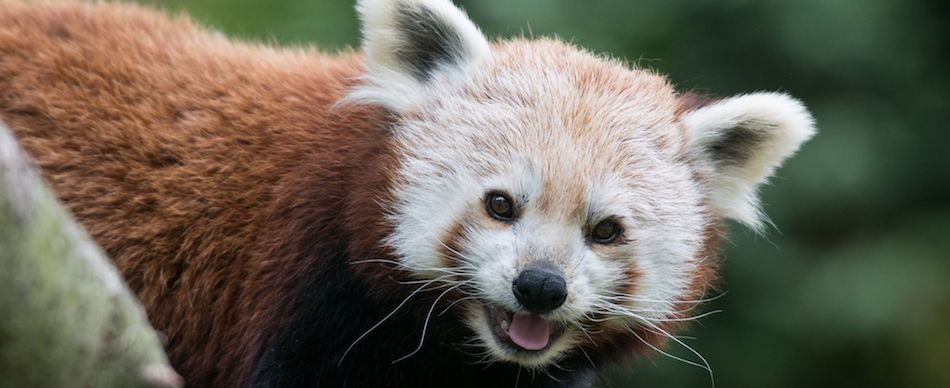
[705,119,775,167]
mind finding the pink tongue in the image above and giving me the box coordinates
[507,313,550,350]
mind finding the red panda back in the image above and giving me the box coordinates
[0,1,384,385]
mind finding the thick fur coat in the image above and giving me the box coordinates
[0,1,815,387]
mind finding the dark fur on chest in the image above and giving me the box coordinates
[249,248,597,388]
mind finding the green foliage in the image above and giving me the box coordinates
[140,0,950,386]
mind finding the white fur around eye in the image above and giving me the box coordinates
[360,0,812,371]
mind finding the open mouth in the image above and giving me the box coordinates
[484,303,565,352]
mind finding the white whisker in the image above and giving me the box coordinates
[602,290,727,305]
[632,321,715,388]
[578,345,596,369]
[392,282,469,364]
[439,296,478,316]
[338,275,452,365]
[350,258,401,266]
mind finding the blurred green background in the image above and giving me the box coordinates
[140,0,949,386]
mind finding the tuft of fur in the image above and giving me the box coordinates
[0,1,382,385]
[0,0,815,387]
[349,0,491,111]
[684,92,816,230]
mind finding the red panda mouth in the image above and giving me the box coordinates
[484,304,565,352]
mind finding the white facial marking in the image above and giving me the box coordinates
[376,39,707,365]
[354,0,814,369]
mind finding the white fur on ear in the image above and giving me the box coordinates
[685,92,816,230]
[349,0,490,111]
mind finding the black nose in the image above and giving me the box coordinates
[512,263,568,313]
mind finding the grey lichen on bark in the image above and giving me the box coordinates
[0,123,182,388]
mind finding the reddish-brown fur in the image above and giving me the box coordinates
[0,1,395,385]
[0,1,723,386]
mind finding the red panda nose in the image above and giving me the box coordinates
[512,263,568,314]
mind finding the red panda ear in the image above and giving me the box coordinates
[349,0,490,111]
[684,92,816,231]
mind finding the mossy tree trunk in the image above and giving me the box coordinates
[0,123,181,388]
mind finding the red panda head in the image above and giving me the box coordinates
[347,0,815,370]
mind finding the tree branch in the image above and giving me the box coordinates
[0,123,182,388]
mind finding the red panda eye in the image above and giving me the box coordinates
[485,192,515,220]
[591,220,621,244]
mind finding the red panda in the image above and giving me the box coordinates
[0,0,816,387]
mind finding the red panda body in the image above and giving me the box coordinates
[0,1,815,387]
[0,2,393,386]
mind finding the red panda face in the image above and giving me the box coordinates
[351,0,814,371]
[374,39,711,367]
